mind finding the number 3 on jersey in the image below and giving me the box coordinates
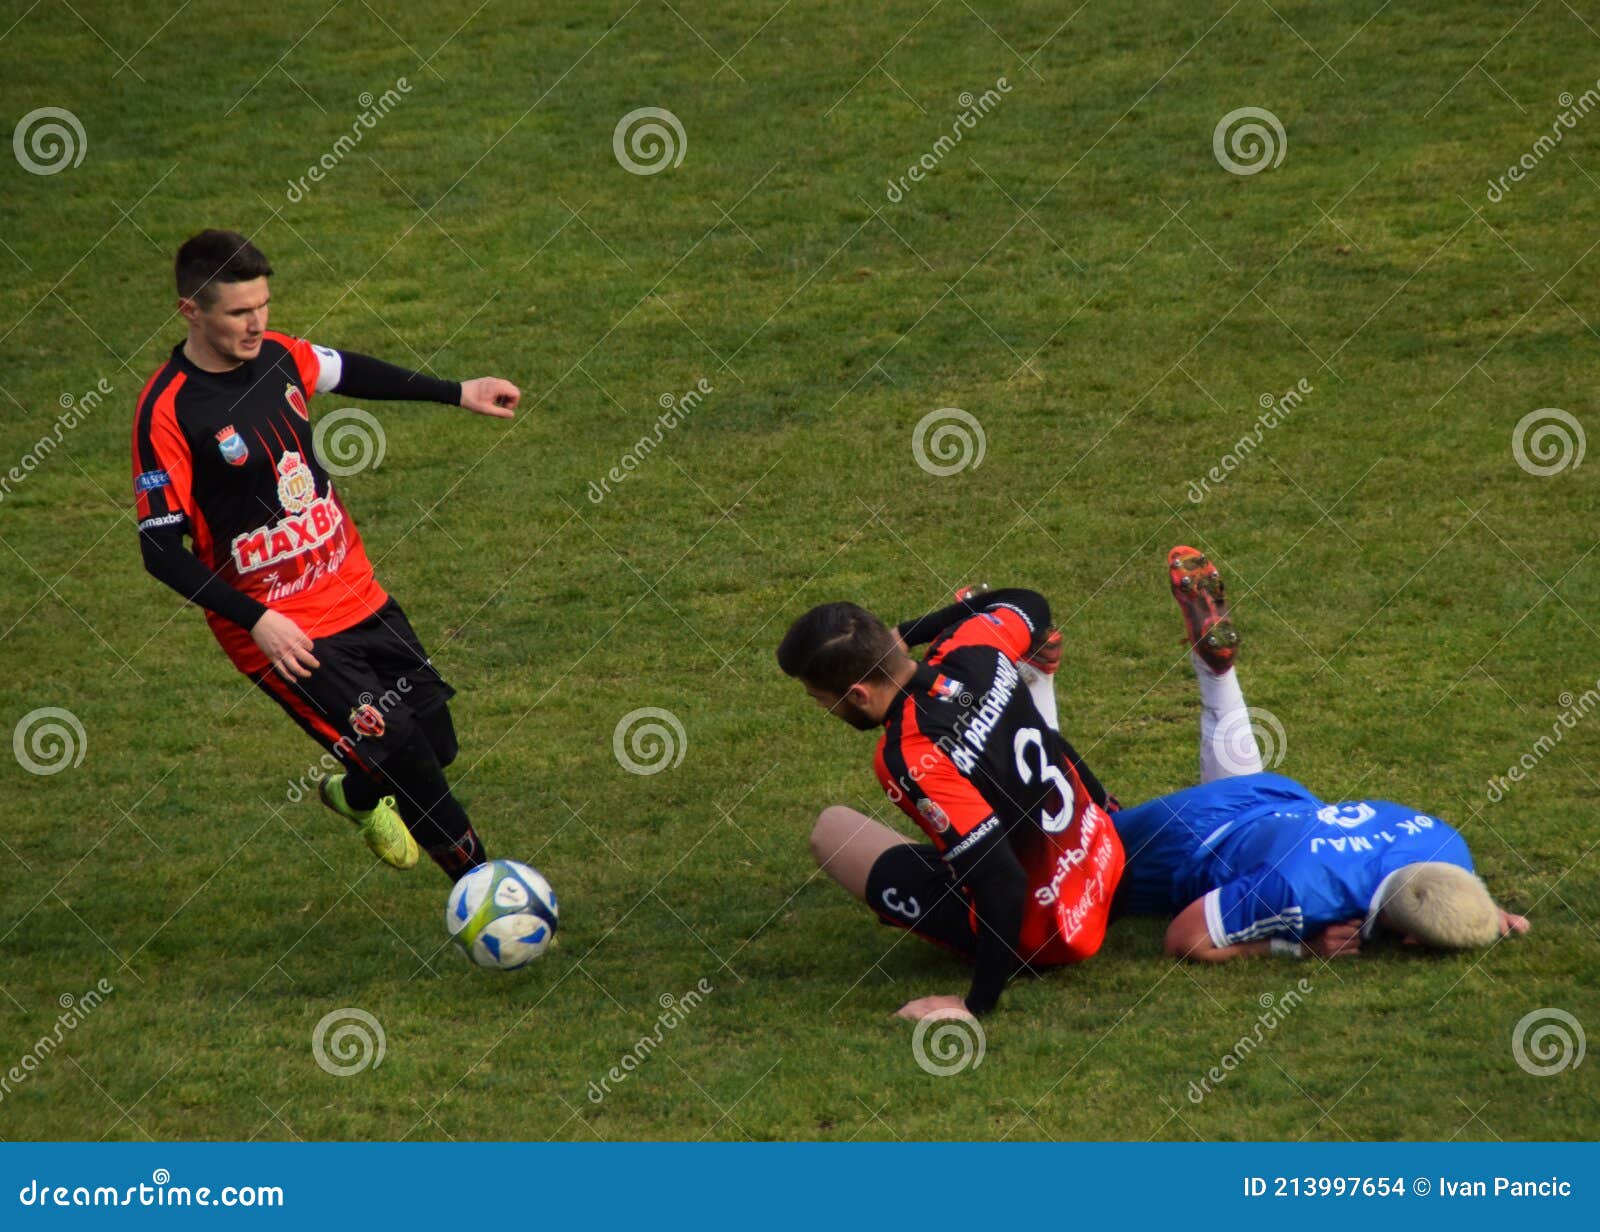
[1013,726,1074,833]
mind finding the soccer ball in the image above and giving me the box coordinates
[445,859,559,970]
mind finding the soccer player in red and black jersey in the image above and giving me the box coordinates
[778,589,1125,1020]
[133,229,520,880]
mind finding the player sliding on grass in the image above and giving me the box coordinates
[133,229,519,880]
[778,588,1125,1021]
[1113,547,1530,961]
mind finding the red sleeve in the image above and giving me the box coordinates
[131,371,194,531]
[263,329,322,391]
[875,724,996,849]
[926,604,1034,665]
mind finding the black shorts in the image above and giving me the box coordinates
[254,597,455,776]
[864,842,978,959]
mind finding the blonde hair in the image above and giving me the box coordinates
[1380,862,1500,949]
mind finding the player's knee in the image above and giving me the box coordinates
[810,806,855,868]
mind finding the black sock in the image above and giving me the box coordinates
[342,767,382,812]
[425,826,488,882]
[380,727,488,881]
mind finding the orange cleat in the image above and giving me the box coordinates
[1167,546,1239,673]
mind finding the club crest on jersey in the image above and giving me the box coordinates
[285,382,309,420]
[275,451,316,515]
[349,703,385,738]
[1316,802,1376,829]
[215,425,249,466]
[916,797,951,832]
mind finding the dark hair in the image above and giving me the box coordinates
[175,229,272,307]
[777,602,903,693]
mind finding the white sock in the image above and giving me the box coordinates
[1019,661,1060,733]
[1194,652,1261,784]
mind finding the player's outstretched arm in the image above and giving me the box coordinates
[896,586,1051,648]
[321,348,520,419]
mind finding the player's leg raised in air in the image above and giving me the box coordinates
[1110,546,1528,963]
[1168,545,1261,783]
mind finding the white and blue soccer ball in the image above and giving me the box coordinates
[445,859,559,970]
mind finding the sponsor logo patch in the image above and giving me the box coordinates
[216,425,249,466]
[349,704,385,738]
[916,796,951,833]
[944,814,999,859]
[230,496,344,572]
[134,469,170,493]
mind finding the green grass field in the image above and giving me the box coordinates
[2,0,1597,1141]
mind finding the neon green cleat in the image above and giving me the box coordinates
[319,774,419,870]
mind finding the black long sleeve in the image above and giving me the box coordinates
[333,349,461,405]
[139,526,267,630]
[944,829,1029,1016]
[897,587,1052,649]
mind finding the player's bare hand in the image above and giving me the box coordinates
[1305,919,1364,959]
[252,609,320,681]
[1500,909,1530,936]
[460,377,520,419]
[1023,627,1063,673]
[895,994,973,1022]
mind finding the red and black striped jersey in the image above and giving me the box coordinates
[874,601,1124,967]
[131,331,387,673]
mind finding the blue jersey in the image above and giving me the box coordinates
[1111,773,1474,945]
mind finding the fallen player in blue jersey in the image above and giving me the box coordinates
[1111,547,1530,962]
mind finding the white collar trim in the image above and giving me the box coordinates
[1363,868,1406,938]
